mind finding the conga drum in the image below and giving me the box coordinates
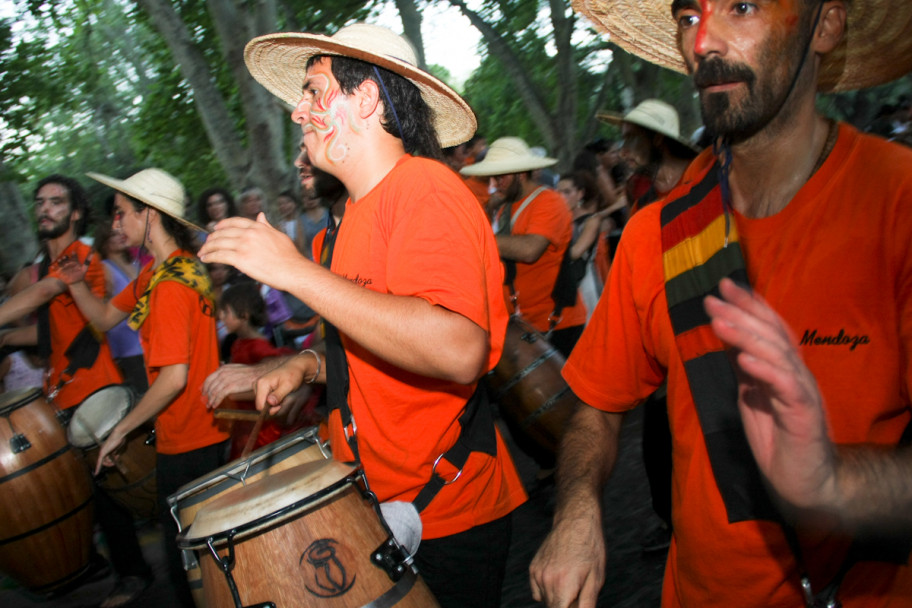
[0,387,94,592]
[68,384,157,521]
[167,426,330,606]
[179,460,440,608]
[488,316,578,454]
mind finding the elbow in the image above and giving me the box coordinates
[443,340,488,385]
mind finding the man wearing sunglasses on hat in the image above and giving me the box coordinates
[530,1,912,607]
[199,23,526,608]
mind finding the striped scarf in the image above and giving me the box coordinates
[128,255,214,330]
[660,162,778,523]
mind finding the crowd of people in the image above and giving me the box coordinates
[1,1,911,607]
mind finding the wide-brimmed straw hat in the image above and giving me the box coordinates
[460,137,558,176]
[244,23,476,148]
[572,0,912,92]
[598,98,697,151]
[87,169,202,232]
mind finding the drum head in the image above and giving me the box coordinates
[67,385,133,448]
[182,460,356,546]
[0,387,42,417]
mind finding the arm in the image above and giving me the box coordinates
[496,233,550,264]
[199,215,488,385]
[95,363,188,474]
[66,280,129,332]
[201,355,299,408]
[0,325,38,348]
[705,278,912,531]
[0,277,66,327]
[569,214,604,260]
[529,404,623,608]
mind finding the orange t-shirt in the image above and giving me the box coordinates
[112,251,228,455]
[327,155,526,539]
[47,239,123,409]
[499,188,587,332]
[564,124,912,607]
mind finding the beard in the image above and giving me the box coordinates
[500,176,524,206]
[312,166,346,205]
[37,216,71,240]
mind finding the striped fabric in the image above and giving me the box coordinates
[660,163,778,524]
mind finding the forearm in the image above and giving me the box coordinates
[111,364,187,440]
[823,444,912,533]
[496,233,549,264]
[0,325,38,347]
[0,278,65,327]
[68,280,126,332]
[285,263,488,384]
[570,218,601,260]
[552,405,623,526]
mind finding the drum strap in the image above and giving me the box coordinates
[320,205,498,513]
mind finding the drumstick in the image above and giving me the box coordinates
[240,405,269,459]
[213,408,264,422]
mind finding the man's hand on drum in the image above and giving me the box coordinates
[94,429,127,476]
[202,358,292,409]
[253,354,316,416]
[529,506,606,608]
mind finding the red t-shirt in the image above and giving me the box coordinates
[564,124,912,607]
[327,155,526,539]
[499,188,587,332]
[112,250,228,454]
[47,239,123,409]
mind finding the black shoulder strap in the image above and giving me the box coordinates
[320,210,498,512]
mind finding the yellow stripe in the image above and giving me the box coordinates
[663,214,739,281]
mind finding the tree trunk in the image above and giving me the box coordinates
[395,0,425,69]
[0,161,39,276]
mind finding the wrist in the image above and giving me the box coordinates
[298,349,322,384]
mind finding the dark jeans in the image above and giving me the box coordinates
[642,387,673,527]
[94,483,152,579]
[413,513,512,608]
[156,441,229,608]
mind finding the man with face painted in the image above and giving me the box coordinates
[199,23,526,607]
[530,1,912,607]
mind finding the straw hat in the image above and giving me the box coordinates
[572,0,912,92]
[244,23,477,148]
[598,98,696,151]
[460,137,558,176]
[87,169,202,232]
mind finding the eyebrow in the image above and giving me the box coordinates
[671,0,699,14]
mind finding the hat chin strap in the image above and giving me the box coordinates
[372,66,408,152]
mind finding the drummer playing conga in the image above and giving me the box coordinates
[199,23,527,608]
[0,174,154,607]
[55,169,230,608]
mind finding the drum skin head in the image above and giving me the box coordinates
[183,460,356,544]
[0,387,43,416]
[67,385,132,448]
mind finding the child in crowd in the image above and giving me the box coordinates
[218,282,321,458]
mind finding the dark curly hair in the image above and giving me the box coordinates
[307,55,441,160]
[219,282,267,328]
[197,187,237,224]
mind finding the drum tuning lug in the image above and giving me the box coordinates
[144,429,156,446]
[10,433,31,454]
[371,538,409,582]
[521,331,537,344]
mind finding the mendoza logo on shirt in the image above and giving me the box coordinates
[800,328,870,351]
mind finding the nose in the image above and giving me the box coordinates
[692,9,727,59]
[291,96,310,125]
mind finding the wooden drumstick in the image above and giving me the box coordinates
[212,408,263,422]
[239,405,269,459]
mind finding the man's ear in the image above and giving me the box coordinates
[355,78,383,120]
[813,1,847,55]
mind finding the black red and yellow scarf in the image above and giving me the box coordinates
[128,255,213,330]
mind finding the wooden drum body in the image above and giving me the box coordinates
[0,388,94,592]
[167,426,330,606]
[179,460,439,608]
[489,316,577,454]
[68,384,157,521]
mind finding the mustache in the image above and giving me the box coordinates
[694,58,756,89]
